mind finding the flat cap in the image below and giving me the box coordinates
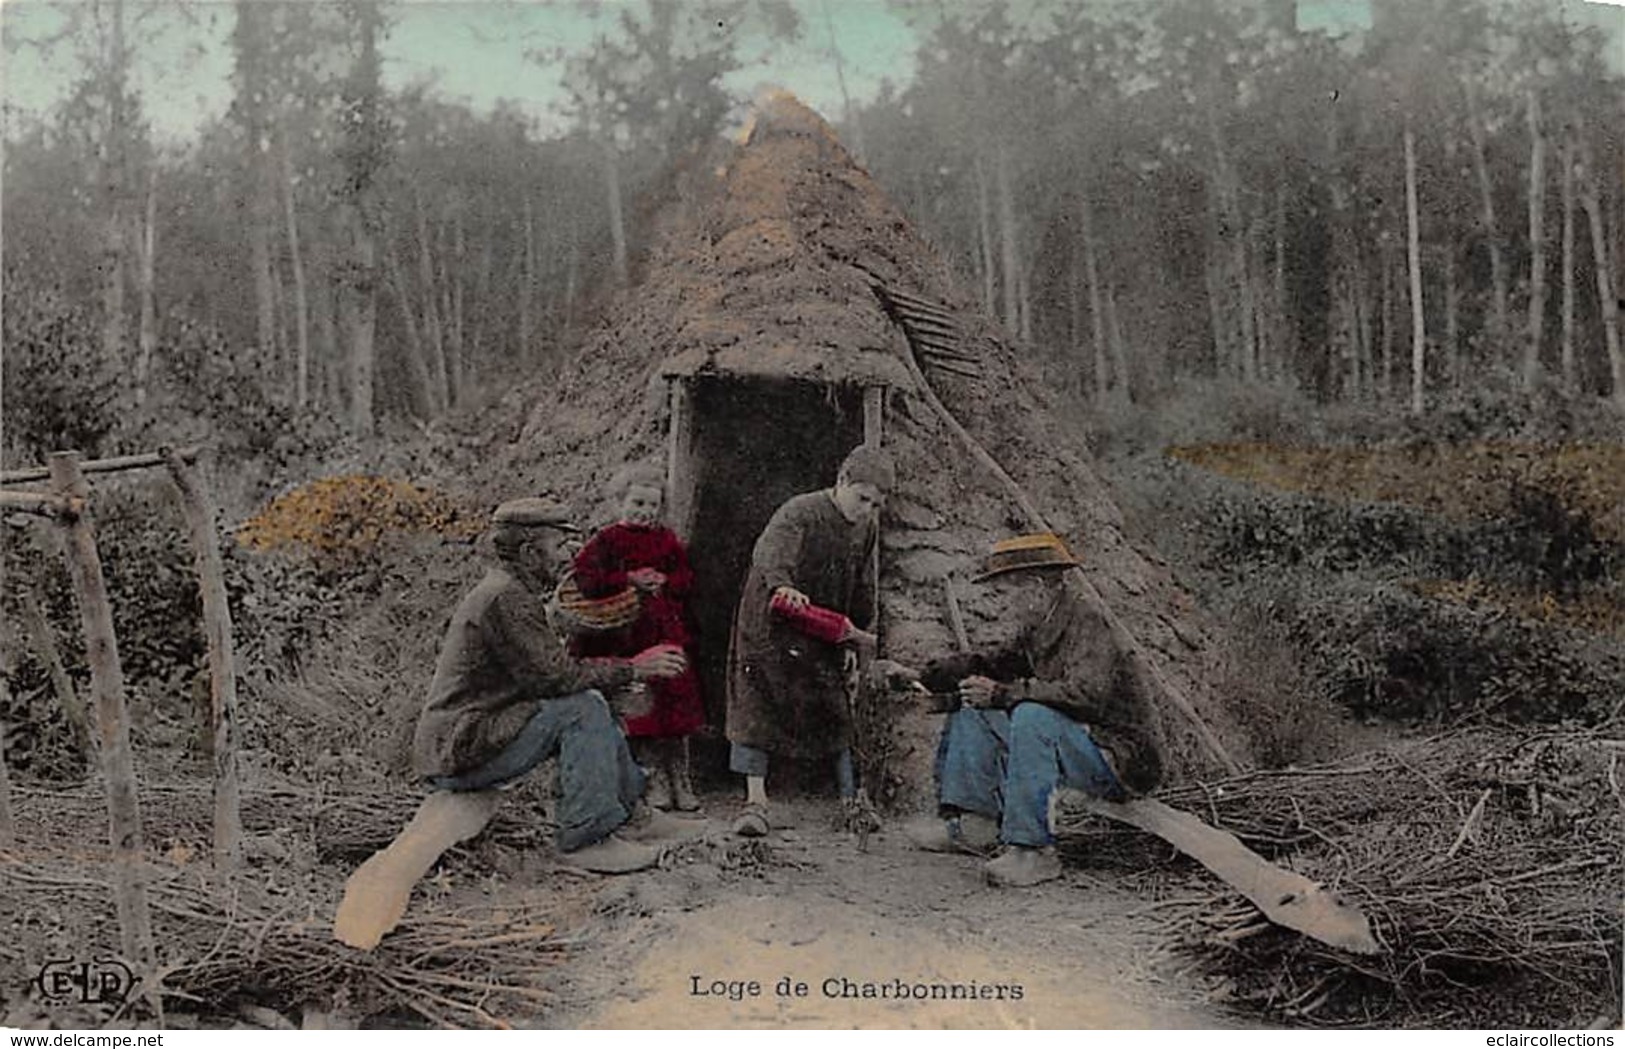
[491,497,580,531]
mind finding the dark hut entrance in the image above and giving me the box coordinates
[663,373,888,785]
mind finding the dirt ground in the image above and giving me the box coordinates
[531,795,1235,1030]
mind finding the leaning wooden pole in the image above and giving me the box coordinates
[162,449,242,869]
[46,452,157,974]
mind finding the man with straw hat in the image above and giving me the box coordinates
[900,533,1163,888]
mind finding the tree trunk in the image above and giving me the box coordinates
[973,156,996,318]
[604,141,628,287]
[1560,137,1576,392]
[1273,183,1290,385]
[1354,258,1373,400]
[1106,283,1131,404]
[822,0,865,160]
[385,227,434,419]
[449,211,466,406]
[1067,227,1084,398]
[1204,245,1228,380]
[340,0,383,435]
[416,195,448,413]
[1405,123,1427,415]
[995,149,1020,338]
[1236,222,1257,384]
[1464,77,1510,345]
[1523,90,1547,388]
[1445,247,1461,390]
[317,264,341,413]
[98,0,130,371]
[1381,248,1395,403]
[472,227,492,387]
[136,164,158,404]
[1082,202,1110,405]
[1579,144,1624,408]
[345,210,377,435]
[521,198,536,363]
[281,141,311,409]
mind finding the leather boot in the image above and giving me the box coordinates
[669,738,702,813]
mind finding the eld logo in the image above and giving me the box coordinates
[34,958,135,1007]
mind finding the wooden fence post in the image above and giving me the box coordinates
[665,380,696,542]
[46,452,157,979]
[162,449,242,869]
[0,688,15,850]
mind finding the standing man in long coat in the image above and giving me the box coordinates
[725,445,894,836]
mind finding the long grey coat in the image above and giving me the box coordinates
[725,491,875,759]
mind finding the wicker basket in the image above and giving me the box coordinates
[552,570,642,632]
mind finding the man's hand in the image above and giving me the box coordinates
[614,682,654,720]
[869,658,922,691]
[841,625,878,652]
[628,567,666,594]
[772,586,810,610]
[957,675,1001,709]
[631,643,686,680]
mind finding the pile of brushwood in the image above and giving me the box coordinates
[1058,725,1622,1027]
[0,777,587,1029]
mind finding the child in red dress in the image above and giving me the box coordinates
[570,464,705,812]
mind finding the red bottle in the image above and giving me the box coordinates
[769,591,853,644]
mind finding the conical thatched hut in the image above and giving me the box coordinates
[500,96,1251,805]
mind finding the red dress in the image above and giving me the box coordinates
[569,522,705,738]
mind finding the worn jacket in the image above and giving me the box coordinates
[921,587,1164,793]
[412,566,634,778]
[726,490,875,757]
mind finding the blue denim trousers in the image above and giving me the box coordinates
[729,742,858,799]
[934,704,1126,847]
[428,690,644,852]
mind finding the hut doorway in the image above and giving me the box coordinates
[671,377,867,777]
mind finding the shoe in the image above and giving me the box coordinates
[669,747,702,814]
[622,802,703,845]
[902,812,998,855]
[562,832,660,874]
[983,845,1062,887]
[731,803,771,838]
[644,765,675,810]
[841,794,881,835]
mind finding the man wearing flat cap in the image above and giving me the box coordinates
[901,534,1164,888]
[409,497,690,871]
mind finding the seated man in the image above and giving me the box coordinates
[335,498,689,950]
[903,534,1163,888]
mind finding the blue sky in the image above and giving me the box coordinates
[0,0,922,144]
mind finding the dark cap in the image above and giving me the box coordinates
[491,497,580,531]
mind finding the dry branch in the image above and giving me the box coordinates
[1,447,199,485]
[1058,726,1623,1025]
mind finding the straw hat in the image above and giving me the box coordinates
[552,570,642,632]
[973,533,1081,581]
